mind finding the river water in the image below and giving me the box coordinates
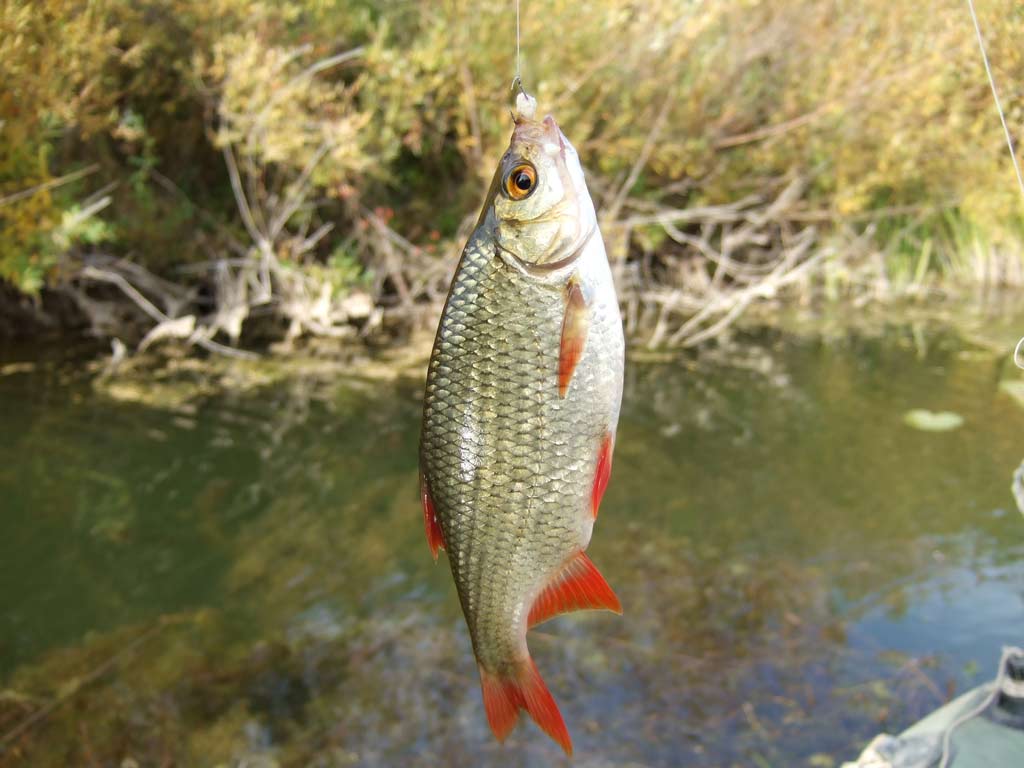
[1,324,1022,766]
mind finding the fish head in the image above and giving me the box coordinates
[489,113,597,269]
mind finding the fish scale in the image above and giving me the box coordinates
[419,104,624,754]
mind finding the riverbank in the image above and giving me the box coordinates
[3,294,1021,415]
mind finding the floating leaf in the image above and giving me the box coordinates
[903,409,963,431]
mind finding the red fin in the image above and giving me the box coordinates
[591,432,614,519]
[420,474,445,561]
[558,277,589,398]
[479,658,572,756]
[528,551,622,628]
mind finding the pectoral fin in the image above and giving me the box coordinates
[558,276,589,398]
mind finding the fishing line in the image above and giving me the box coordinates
[511,0,523,92]
[516,0,524,87]
[965,0,1024,368]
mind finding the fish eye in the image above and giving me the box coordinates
[504,164,536,200]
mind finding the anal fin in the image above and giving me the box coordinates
[528,551,622,628]
[420,473,445,561]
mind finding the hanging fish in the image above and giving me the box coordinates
[419,91,624,755]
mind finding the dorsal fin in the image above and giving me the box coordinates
[528,551,621,628]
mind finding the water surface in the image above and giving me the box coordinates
[1,326,1022,767]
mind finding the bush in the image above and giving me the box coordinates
[1,0,1022,341]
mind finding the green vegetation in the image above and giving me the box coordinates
[2,0,1023,347]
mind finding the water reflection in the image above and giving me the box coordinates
[0,328,1022,766]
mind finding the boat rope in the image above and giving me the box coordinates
[938,645,1023,768]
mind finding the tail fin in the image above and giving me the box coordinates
[478,658,572,756]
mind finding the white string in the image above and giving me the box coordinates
[938,646,1022,768]
[966,0,1024,369]
[516,0,524,85]
[966,0,1024,199]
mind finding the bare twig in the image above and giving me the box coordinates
[676,232,819,347]
[0,621,167,748]
[621,194,764,229]
[458,63,484,170]
[287,46,365,86]
[79,263,258,359]
[80,266,165,325]
[0,163,100,208]
[604,87,677,223]
[269,141,333,238]
[222,144,266,249]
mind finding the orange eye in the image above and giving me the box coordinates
[504,164,536,200]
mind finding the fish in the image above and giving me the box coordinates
[418,91,625,755]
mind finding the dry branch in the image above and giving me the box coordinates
[609,179,821,348]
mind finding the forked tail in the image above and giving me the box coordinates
[478,657,572,756]
[475,551,621,755]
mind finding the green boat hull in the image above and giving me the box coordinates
[844,648,1024,768]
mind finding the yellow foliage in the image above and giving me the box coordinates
[202,30,373,186]
[2,0,1024,294]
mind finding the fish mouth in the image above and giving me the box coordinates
[512,113,566,157]
[543,116,568,154]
